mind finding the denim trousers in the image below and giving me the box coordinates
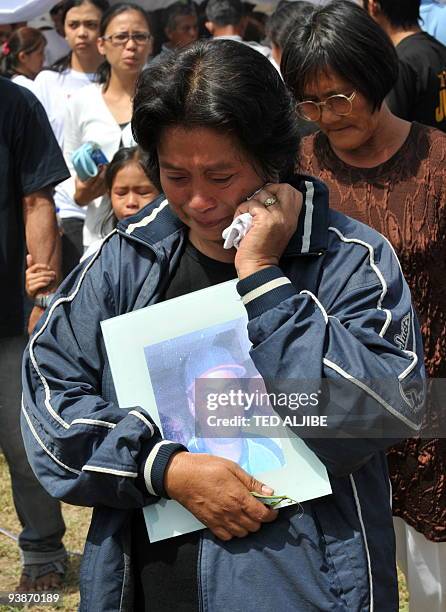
[0,335,66,566]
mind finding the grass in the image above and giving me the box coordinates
[0,453,90,612]
[0,452,410,611]
[398,568,409,612]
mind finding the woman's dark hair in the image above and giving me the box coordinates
[1,27,46,77]
[101,146,153,234]
[51,0,110,73]
[281,0,399,111]
[266,1,314,50]
[132,39,300,188]
[97,2,151,87]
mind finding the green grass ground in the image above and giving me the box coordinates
[0,453,409,611]
[0,453,90,611]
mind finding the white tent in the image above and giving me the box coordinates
[0,0,59,23]
[0,0,338,25]
[0,0,204,24]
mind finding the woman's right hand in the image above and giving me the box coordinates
[74,165,107,206]
[164,452,278,541]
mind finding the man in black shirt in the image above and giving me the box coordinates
[364,0,446,132]
[0,77,70,590]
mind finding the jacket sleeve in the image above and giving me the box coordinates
[21,238,186,508]
[236,233,425,477]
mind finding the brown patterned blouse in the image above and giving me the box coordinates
[299,122,446,541]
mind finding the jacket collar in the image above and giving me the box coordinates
[118,175,329,256]
[283,175,329,257]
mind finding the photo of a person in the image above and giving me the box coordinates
[144,326,285,475]
[183,346,285,475]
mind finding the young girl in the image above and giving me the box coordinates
[34,0,110,146]
[83,146,160,257]
[26,146,159,293]
[55,2,153,274]
[0,27,46,92]
[34,0,110,278]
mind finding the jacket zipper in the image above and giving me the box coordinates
[117,227,160,254]
[116,228,165,307]
[197,532,204,612]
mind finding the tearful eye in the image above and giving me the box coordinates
[166,176,187,182]
[211,175,233,183]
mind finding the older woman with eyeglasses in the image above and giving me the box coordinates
[282,1,446,610]
[55,2,153,259]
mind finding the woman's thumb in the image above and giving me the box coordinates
[235,465,274,496]
[254,480,274,496]
[26,254,34,267]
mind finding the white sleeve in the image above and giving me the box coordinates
[54,96,80,211]
[121,123,136,147]
[33,71,46,107]
[63,96,82,172]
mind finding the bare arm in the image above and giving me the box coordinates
[23,188,61,333]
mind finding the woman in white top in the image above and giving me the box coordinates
[35,0,110,147]
[56,2,153,253]
[0,27,46,94]
[34,0,110,277]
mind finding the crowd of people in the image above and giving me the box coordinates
[0,0,445,610]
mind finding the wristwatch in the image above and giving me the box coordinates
[34,293,56,309]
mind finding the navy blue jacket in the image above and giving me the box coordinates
[22,176,424,611]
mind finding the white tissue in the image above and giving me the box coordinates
[222,213,253,249]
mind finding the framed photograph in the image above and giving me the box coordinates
[102,280,331,542]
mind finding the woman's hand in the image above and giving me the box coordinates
[234,183,302,280]
[25,254,57,298]
[74,166,107,206]
[164,452,278,541]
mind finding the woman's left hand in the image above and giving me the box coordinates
[234,183,302,280]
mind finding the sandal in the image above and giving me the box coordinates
[17,559,66,592]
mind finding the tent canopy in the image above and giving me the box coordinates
[0,0,205,25]
[0,0,278,24]
[0,0,332,26]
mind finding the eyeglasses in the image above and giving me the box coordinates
[296,91,356,122]
[102,31,153,46]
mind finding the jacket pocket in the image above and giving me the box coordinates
[200,505,351,612]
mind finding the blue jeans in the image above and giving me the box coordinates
[0,335,66,566]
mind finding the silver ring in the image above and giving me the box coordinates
[263,196,278,208]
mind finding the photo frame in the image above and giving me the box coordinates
[102,280,331,542]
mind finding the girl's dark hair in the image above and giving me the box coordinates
[51,0,110,73]
[281,0,399,111]
[101,146,152,234]
[132,39,300,188]
[1,27,46,77]
[104,145,150,190]
[97,2,151,88]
